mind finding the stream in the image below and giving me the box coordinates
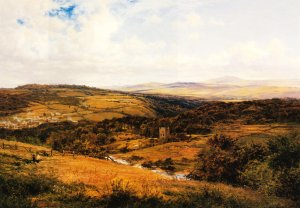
[108,155,189,180]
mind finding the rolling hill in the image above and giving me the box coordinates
[0,84,201,129]
[113,77,300,100]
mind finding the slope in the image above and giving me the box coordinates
[0,139,295,208]
[0,84,201,129]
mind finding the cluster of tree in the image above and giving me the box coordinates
[16,84,102,91]
[0,121,115,157]
[143,95,203,117]
[94,99,299,137]
[0,121,80,143]
[1,98,298,158]
[175,98,300,126]
[142,158,176,172]
[47,129,115,157]
[190,133,300,201]
[0,92,31,116]
[20,87,81,106]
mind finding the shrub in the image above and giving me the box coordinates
[191,135,241,183]
[239,160,277,193]
[268,135,300,170]
[192,135,270,184]
[192,147,241,183]
[108,178,137,207]
[207,134,237,150]
[0,173,57,208]
[274,167,300,201]
[129,155,144,161]
[142,161,154,168]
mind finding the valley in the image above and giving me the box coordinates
[0,84,299,208]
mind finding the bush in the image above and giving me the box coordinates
[191,135,242,183]
[268,134,300,170]
[239,160,277,193]
[192,134,271,185]
[274,167,300,201]
[103,178,164,208]
[129,155,144,161]
[207,134,237,150]
[142,161,154,168]
[142,158,176,172]
[108,178,137,207]
[0,173,57,208]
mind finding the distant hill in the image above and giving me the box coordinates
[113,77,300,100]
[0,84,201,129]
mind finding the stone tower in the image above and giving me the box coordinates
[159,127,170,139]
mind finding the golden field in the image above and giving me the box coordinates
[0,138,295,208]
[0,86,157,128]
[112,123,300,172]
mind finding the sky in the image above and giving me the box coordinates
[0,0,300,88]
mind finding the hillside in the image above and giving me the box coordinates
[1,98,299,207]
[0,85,201,129]
[86,99,300,137]
[0,139,296,208]
[1,99,298,166]
[113,77,300,100]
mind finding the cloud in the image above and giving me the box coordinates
[148,15,162,24]
[0,0,299,87]
[207,18,225,27]
[176,39,300,80]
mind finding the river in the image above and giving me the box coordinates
[108,155,189,180]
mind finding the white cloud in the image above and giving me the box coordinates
[268,38,286,59]
[230,41,268,64]
[0,0,299,87]
[148,15,162,24]
[173,13,203,30]
[207,18,225,27]
[185,13,204,27]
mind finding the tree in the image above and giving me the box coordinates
[268,134,300,170]
[191,134,269,184]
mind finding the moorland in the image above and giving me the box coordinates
[0,84,299,208]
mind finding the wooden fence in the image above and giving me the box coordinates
[1,142,54,156]
[0,142,114,161]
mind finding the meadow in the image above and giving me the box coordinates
[0,86,299,207]
[0,138,296,208]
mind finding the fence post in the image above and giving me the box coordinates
[72,151,75,158]
[62,150,65,156]
[50,149,53,157]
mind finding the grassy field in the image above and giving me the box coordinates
[112,123,300,172]
[0,139,296,208]
[0,85,201,128]
[0,87,154,129]
[0,89,299,207]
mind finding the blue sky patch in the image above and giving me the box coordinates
[17,19,25,25]
[48,5,78,20]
